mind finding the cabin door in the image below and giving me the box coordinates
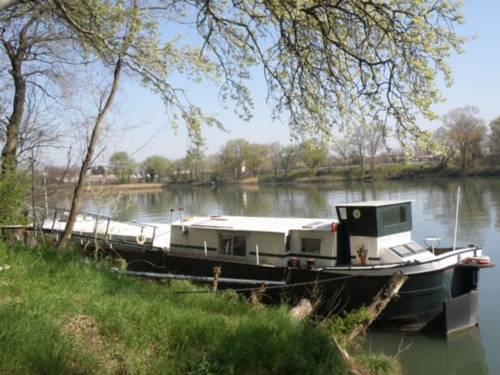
[335,207,351,265]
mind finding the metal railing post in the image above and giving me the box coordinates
[51,209,58,232]
[151,226,157,250]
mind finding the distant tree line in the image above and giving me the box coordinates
[83,106,500,185]
[435,106,495,171]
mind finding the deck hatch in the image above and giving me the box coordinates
[390,242,429,258]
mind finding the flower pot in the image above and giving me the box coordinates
[359,254,367,265]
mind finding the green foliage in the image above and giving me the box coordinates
[245,143,270,177]
[0,171,28,225]
[442,106,487,170]
[327,307,371,345]
[219,139,251,179]
[489,116,500,154]
[109,151,136,183]
[184,146,205,181]
[356,353,402,375]
[326,307,401,374]
[30,0,464,145]
[300,140,328,174]
[0,242,345,374]
[140,155,172,182]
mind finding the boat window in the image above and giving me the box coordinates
[382,206,406,226]
[219,235,246,257]
[338,207,347,220]
[232,236,246,256]
[220,236,232,255]
[301,238,321,253]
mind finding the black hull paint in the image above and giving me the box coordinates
[112,249,479,333]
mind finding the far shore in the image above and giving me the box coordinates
[79,161,500,192]
[84,182,165,191]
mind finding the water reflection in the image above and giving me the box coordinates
[366,328,488,375]
[79,179,498,241]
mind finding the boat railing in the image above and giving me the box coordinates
[30,206,159,249]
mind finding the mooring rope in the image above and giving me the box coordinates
[117,258,358,295]
[164,274,358,295]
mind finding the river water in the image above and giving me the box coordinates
[81,178,500,374]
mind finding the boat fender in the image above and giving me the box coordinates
[464,256,491,265]
[136,233,146,245]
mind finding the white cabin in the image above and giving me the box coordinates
[170,215,338,267]
[169,200,433,268]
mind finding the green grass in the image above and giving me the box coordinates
[0,242,345,374]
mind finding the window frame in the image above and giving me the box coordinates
[301,237,322,254]
[219,234,247,257]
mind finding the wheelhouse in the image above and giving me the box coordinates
[335,200,430,265]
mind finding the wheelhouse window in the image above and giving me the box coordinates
[219,235,246,257]
[301,238,321,254]
[379,203,412,236]
[382,206,407,226]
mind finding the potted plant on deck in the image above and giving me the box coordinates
[357,245,368,265]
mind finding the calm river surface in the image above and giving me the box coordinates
[81,178,500,374]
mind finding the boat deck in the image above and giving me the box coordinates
[41,210,171,249]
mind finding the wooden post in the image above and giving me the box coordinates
[290,298,313,320]
[212,266,221,292]
[250,283,267,306]
[331,336,367,375]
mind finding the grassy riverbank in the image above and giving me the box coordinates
[0,242,399,374]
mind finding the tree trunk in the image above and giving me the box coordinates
[346,271,408,344]
[360,155,365,179]
[0,62,25,175]
[369,156,375,177]
[57,58,122,249]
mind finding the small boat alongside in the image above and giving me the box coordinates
[43,200,493,334]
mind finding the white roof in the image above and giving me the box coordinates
[337,200,412,207]
[172,215,337,234]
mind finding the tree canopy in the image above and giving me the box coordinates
[442,106,486,170]
[2,0,465,150]
[141,155,172,182]
[109,151,136,183]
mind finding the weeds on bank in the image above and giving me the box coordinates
[0,242,344,374]
[325,309,401,375]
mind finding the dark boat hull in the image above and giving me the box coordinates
[111,248,480,333]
